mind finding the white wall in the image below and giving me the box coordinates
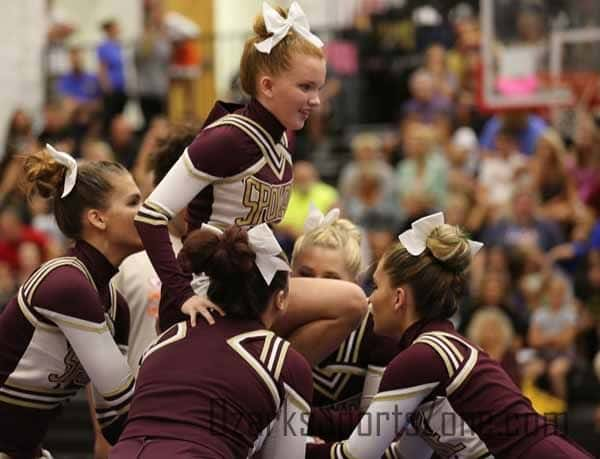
[212,0,362,98]
[0,0,45,159]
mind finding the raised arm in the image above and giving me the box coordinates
[272,278,368,366]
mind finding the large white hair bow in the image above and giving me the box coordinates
[255,2,324,54]
[46,144,78,198]
[201,223,290,285]
[303,202,340,232]
[398,212,483,257]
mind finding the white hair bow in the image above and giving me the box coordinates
[46,144,77,198]
[303,202,340,232]
[200,223,290,285]
[255,2,324,54]
[398,212,483,257]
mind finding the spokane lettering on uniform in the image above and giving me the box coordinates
[237,176,292,227]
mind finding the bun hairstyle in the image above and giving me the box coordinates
[180,225,289,320]
[239,4,325,97]
[291,218,363,280]
[382,223,471,321]
[22,148,128,239]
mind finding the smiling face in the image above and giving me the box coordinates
[259,53,326,131]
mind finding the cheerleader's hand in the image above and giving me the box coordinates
[181,295,225,327]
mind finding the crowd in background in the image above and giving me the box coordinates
[1,0,600,449]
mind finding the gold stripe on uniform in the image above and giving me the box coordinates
[260,332,274,364]
[273,341,290,380]
[414,336,456,378]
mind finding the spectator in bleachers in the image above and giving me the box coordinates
[478,127,528,214]
[530,129,580,231]
[342,161,398,231]
[466,305,522,386]
[480,112,548,156]
[338,132,395,202]
[400,69,452,126]
[109,115,140,170]
[277,161,339,242]
[80,139,115,162]
[395,122,448,225]
[528,272,579,400]
[423,43,458,99]
[37,99,75,147]
[0,111,36,204]
[481,183,564,253]
[574,250,600,362]
[446,126,479,195]
[57,47,101,105]
[0,261,17,310]
[28,194,65,248]
[0,205,50,274]
[360,210,399,276]
[134,0,172,132]
[98,19,127,134]
[0,110,34,177]
[569,110,600,206]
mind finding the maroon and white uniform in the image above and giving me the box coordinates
[308,320,592,459]
[134,99,293,331]
[111,317,312,458]
[0,241,134,458]
[312,311,397,408]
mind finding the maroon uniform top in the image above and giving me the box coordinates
[0,241,134,457]
[134,99,293,332]
[119,317,312,458]
[308,320,559,459]
[312,311,398,407]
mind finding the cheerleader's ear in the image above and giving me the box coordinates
[257,74,275,99]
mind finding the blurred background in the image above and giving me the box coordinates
[0,0,599,456]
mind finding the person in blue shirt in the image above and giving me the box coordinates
[57,47,101,104]
[479,112,547,156]
[97,19,127,134]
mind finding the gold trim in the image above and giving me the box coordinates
[435,333,465,363]
[415,336,455,377]
[34,309,109,334]
[374,382,438,403]
[144,200,173,219]
[284,383,310,413]
[366,365,386,376]
[98,403,131,428]
[314,373,352,400]
[320,364,367,376]
[0,394,59,410]
[4,380,75,396]
[137,206,169,223]
[447,347,478,396]
[273,341,290,380]
[342,442,360,459]
[218,116,286,180]
[420,334,460,369]
[227,330,280,409]
[182,150,221,181]
[266,337,282,371]
[260,332,274,364]
[351,312,371,363]
[101,374,134,399]
[134,215,168,226]
[17,292,60,333]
